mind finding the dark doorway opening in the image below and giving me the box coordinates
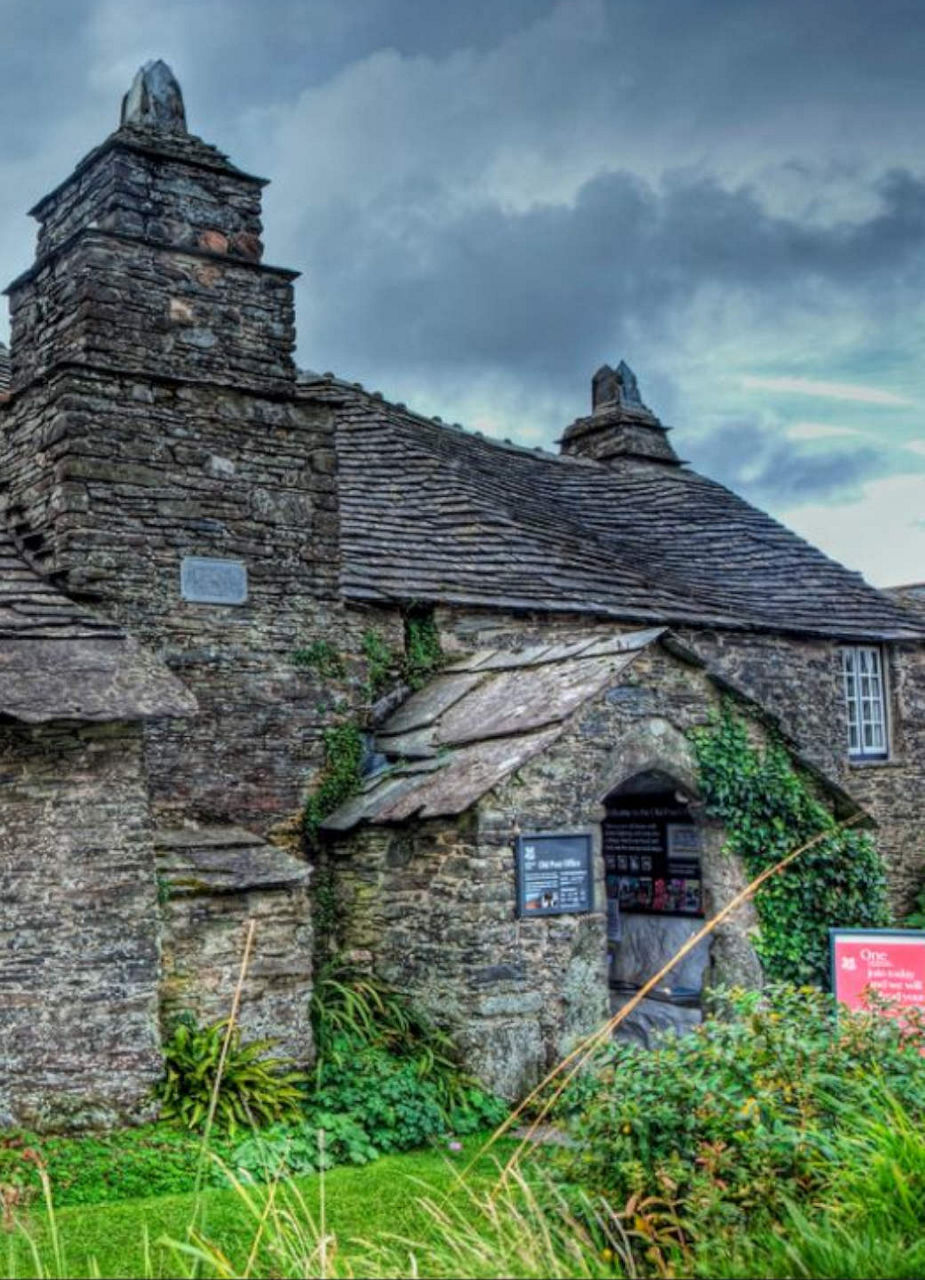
[602,770,709,1045]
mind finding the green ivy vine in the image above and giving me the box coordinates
[403,611,445,689]
[303,723,366,843]
[691,706,891,986]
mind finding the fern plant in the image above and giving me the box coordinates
[157,1018,307,1136]
[310,962,471,1110]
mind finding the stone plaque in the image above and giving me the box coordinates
[180,557,248,605]
[516,832,593,917]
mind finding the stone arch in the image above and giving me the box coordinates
[597,720,762,1045]
[592,717,701,810]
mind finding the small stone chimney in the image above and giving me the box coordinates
[560,361,680,465]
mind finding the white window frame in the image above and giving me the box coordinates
[842,646,889,761]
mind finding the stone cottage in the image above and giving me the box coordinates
[1,62,924,1121]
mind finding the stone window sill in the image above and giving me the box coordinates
[847,757,903,769]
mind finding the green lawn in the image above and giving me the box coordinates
[1,1134,519,1279]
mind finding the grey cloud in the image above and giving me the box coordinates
[687,419,887,505]
[288,164,925,393]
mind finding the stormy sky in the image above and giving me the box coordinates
[1,0,924,586]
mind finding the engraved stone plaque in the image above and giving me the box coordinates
[180,557,248,605]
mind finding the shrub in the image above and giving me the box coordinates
[555,985,925,1240]
[311,961,502,1114]
[157,1017,307,1136]
[306,962,507,1156]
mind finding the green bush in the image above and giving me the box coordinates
[226,1045,505,1185]
[157,1017,307,1136]
[312,964,461,1096]
[700,1089,925,1278]
[556,985,925,1240]
[309,962,507,1143]
[692,707,891,984]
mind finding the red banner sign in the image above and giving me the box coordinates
[830,929,925,1018]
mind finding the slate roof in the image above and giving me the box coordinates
[322,626,865,832]
[323,628,661,830]
[156,827,309,895]
[306,377,925,642]
[0,525,195,723]
[0,343,10,394]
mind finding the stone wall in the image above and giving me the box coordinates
[1,368,343,835]
[156,828,313,1062]
[0,720,161,1129]
[324,642,767,1098]
[680,629,925,909]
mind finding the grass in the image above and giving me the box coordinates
[0,1134,518,1279]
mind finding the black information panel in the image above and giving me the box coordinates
[516,832,593,917]
[602,799,702,916]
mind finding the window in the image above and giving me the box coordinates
[842,646,888,760]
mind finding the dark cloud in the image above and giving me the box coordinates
[290,164,925,392]
[2,0,925,535]
[687,420,887,505]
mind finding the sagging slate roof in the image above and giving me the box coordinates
[323,626,868,833]
[309,377,924,642]
[0,528,195,723]
[323,628,662,830]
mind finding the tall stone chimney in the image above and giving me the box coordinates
[0,63,341,833]
[560,361,680,465]
[5,59,295,394]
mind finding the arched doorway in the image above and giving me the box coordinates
[602,769,710,1045]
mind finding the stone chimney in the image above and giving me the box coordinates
[0,61,341,832]
[560,361,680,465]
[4,59,295,395]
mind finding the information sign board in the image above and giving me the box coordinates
[181,557,248,605]
[830,929,925,1021]
[516,832,593,917]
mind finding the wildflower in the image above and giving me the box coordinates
[448,1140,462,1152]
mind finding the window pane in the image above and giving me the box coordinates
[843,646,887,758]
